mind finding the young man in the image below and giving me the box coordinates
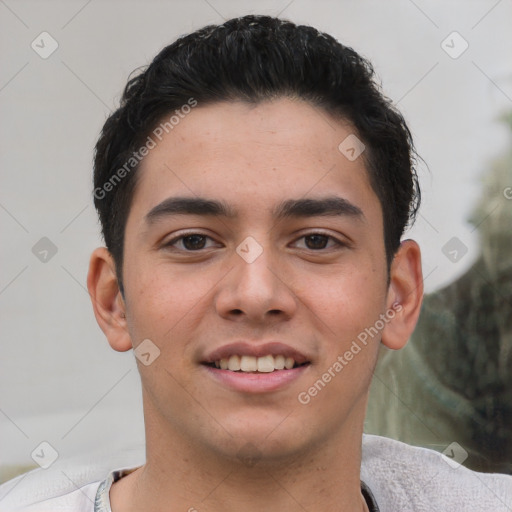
[1,14,511,512]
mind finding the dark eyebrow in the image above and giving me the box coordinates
[145,197,236,224]
[145,195,364,224]
[273,197,364,220]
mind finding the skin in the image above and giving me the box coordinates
[88,98,423,512]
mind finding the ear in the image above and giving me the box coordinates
[381,239,423,350]
[87,247,132,352]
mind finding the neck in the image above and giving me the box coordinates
[111,397,369,512]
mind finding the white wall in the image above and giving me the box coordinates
[1,0,511,469]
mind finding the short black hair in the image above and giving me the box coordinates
[93,14,420,294]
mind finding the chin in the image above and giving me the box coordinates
[208,409,317,461]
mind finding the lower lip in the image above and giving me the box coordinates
[202,364,310,393]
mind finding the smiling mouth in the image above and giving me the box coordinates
[204,354,310,373]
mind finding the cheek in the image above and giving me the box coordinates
[297,265,388,341]
[123,265,211,398]
[124,260,212,345]
[295,270,386,416]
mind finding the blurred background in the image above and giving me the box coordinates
[1,0,511,486]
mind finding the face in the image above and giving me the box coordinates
[112,98,401,462]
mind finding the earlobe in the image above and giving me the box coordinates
[87,247,133,352]
[381,240,424,350]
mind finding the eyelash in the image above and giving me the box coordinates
[163,231,347,252]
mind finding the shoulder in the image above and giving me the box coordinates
[0,468,102,511]
[361,434,512,512]
[0,448,144,511]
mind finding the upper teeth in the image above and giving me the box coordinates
[214,355,296,372]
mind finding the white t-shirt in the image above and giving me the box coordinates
[0,435,511,512]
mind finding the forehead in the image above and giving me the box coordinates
[129,98,381,223]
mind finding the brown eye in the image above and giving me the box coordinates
[181,234,207,250]
[165,233,219,251]
[291,232,346,252]
[304,234,330,249]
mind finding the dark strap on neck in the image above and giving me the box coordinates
[361,481,380,512]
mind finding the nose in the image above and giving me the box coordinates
[214,242,298,325]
